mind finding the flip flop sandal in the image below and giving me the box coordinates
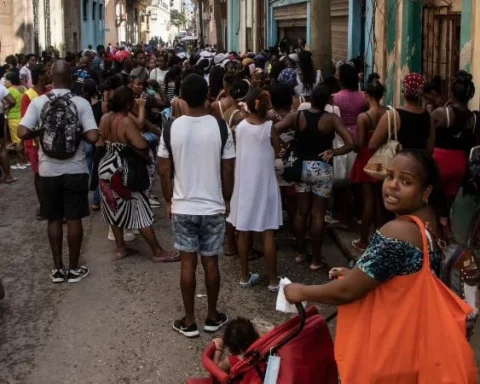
[351,239,367,251]
[268,285,280,293]
[152,251,181,263]
[239,273,260,288]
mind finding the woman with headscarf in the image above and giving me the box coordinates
[370,73,435,154]
[277,68,303,109]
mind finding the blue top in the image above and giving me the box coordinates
[356,231,442,283]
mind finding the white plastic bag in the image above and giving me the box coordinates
[276,277,306,313]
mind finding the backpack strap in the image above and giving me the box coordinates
[214,117,229,156]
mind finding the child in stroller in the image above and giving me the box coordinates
[213,317,260,373]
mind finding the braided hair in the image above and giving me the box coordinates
[452,70,475,104]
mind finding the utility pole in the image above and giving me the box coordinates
[311,0,333,75]
[198,0,204,47]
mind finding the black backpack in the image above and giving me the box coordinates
[39,92,83,160]
[162,117,229,162]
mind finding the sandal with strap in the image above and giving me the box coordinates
[239,273,260,288]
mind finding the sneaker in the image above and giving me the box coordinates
[108,227,135,242]
[67,266,89,283]
[11,163,27,170]
[325,212,339,225]
[50,268,67,283]
[204,312,229,333]
[172,318,200,338]
[149,197,162,208]
[239,272,260,288]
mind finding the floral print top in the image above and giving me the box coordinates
[356,231,442,283]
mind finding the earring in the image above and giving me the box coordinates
[423,197,429,205]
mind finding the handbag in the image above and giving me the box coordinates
[120,146,151,192]
[363,108,402,180]
[336,215,477,383]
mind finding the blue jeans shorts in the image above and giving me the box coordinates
[172,214,225,256]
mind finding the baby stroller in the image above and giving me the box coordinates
[186,304,338,384]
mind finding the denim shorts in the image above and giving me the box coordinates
[172,214,225,256]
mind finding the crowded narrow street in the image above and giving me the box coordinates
[0,169,343,383]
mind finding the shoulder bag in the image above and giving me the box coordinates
[363,108,402,180]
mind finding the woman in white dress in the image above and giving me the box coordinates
[227,88,283,291]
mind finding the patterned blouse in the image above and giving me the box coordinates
[356,231,442,283]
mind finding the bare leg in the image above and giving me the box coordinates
[180,251,197,325]
[67,220,83,269]
[0,138,14,183]
[17,140,27,166]
[47,220,63,269]
[201,255,220,321]
[34,173,43,205]
[237,231,252,283]
[139,226,177,261]
[262,230,278,287]
[310,194,328,269]
[358,183,374,248]
[294,192,312,262]
[110,226,137,259]
[224,222,237,255]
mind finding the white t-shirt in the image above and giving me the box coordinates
[20,89,99,177]
[149,68,169,86]
[157,115,236,216]
[19,66,32,88]
[0,83,10,114]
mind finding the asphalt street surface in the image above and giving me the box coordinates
[0,168,344,384]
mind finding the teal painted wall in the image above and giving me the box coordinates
[348,0,362,59]
[364,0,375,81]
[385,0,397,105]
[267,0,309,48]
[400,0,422,73]
[460,0,473,72]
[227,0,240,53]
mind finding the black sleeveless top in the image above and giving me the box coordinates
[296,110,335,161]
[435,104,474,151]
[396,109,431,150]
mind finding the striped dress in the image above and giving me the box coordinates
[98,142,153,229]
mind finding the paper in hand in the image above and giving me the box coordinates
[276,277,306,313]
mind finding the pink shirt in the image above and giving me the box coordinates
[333,89,366,142]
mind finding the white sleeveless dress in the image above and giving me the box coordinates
[227,120,283,231]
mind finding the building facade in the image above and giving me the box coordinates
[104,0,147,46]
[147,0,171,44]
[367,0,480,108]
[81,0,106,49]
[0,0,84,62]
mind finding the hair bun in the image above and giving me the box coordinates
[456,70,473,84]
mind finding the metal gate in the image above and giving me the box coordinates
[422,4,461,100]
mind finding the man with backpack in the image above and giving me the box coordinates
[18,60,99,284]
[158,74,235,338]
